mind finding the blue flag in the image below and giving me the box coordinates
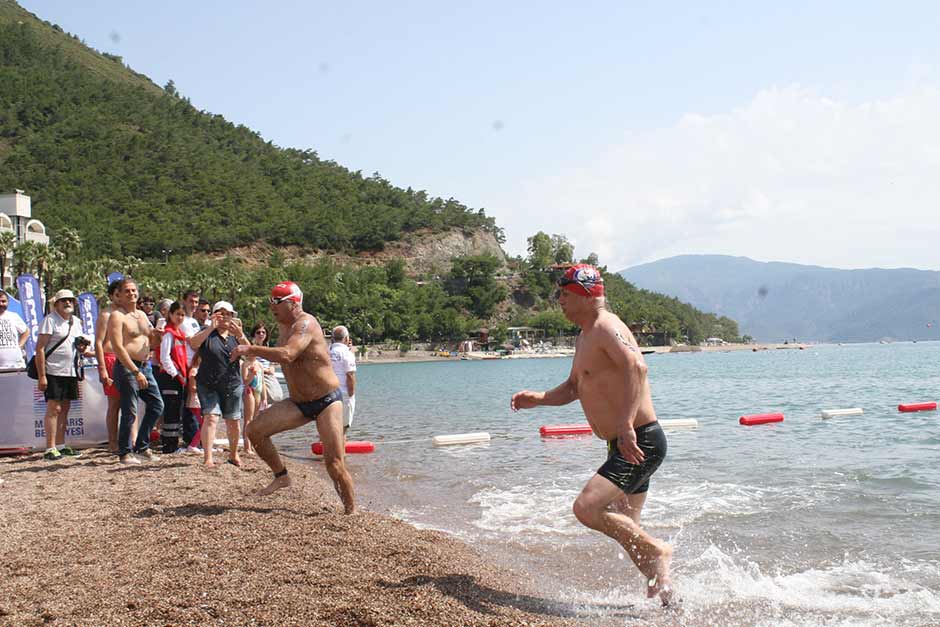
[2,289,24,319]
[14,274,44,361]
[77,292,99,336]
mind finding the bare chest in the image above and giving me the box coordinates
[122,311,150,338]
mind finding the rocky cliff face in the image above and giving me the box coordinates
[220,227,507,276]
[375,228,507,276]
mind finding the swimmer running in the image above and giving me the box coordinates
[233,282,354,514]
[510,264,673,605]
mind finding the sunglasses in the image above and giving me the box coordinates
[254,330,267,335]
[269,296,292,305]
[556,277,595,296]
[198,308,210,313]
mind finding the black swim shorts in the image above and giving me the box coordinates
[597,421,667,494]
[292,388,343,422]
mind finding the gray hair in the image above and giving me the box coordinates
[332,325,349,342]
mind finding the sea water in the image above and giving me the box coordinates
[279,342,940,626]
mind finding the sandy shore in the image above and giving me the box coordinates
[0,450,625,627]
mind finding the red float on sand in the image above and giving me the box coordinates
[539,424,593,437]
[311,441,375,455]
[0,447,30,457]
[898,402,937,413]
[739,413,784,426]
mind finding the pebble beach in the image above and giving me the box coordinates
[0,449,602,627]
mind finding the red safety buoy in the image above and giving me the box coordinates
[539,424,593,437]
[739,413,784,426]
[311,441,375,455]
[898,402,937,413]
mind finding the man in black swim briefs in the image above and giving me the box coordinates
[510,264,674,605]
[231,282,354,513]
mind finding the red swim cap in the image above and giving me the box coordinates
[558,264,604,297]
[270,281,303,304]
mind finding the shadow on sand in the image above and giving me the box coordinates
[379,574,638,620]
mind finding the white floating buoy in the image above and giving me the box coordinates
[432,432,491,447]
[660,418,699,430]
[820,408,864,419]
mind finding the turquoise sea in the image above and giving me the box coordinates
[280,342,940,626]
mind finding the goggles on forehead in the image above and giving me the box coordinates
[556,276,595,296]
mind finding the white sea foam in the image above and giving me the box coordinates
[468,484,582,538]
[643,481,773,528]
[555,545,940,626]
[674,546,940,626]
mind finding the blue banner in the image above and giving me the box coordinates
[77,292,98,337]
[2,289,24,319]
[106,271,123,285]
[15,274,44,361]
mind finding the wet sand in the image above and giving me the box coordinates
[0,450,634,627]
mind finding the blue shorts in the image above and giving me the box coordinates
[197,383,243,421]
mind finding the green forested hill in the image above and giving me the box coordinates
[0,2,500,258]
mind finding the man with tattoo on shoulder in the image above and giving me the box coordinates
[232,282,354,513]
[510,264,674,605]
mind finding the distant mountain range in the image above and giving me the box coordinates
[619,255,940,342]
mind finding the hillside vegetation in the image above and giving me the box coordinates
[0,4,501,258]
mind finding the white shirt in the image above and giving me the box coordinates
[181,316,201,363]
[329,342,356,397]
[0,310,28,369]
[38,311,83,377]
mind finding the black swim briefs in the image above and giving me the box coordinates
[597,421,667,495]
[292,388,343,422]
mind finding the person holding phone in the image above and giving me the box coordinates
[189,301,250,467]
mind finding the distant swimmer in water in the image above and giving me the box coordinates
[232,282,354,514]
[510,264,673,605]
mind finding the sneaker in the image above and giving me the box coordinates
[120,455,141,465]
[138,450,161,462]
[43,448,62,461]
[58,445,82,458]
[185,446,203,455]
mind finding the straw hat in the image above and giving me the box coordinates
[51,289,77,305]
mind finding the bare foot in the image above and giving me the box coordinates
[204,459,216,468]
[254,473,291,496]
[646,543,674,606]
[227,457,242,467]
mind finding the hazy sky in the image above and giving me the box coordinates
[20,1,940,271]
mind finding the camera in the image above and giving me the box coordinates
[74,336,90,350]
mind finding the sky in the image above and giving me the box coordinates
[19,1,940,271]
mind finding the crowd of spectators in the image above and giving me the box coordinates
[0,281,357,463]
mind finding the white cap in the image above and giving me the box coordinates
[51,289,77,304]
[211,300,236,315]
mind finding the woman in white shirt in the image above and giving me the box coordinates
[155,302,192,453]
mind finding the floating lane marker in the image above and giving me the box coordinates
[659,418,699,430]
[311,441,375,455]
[820,408,864,419]
[898,402,937,413]
[739,412,784,426]
[432,432,491,447]
[539,424,593,437]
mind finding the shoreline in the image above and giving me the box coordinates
[357,342,812,364]
[0,450,621,627]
